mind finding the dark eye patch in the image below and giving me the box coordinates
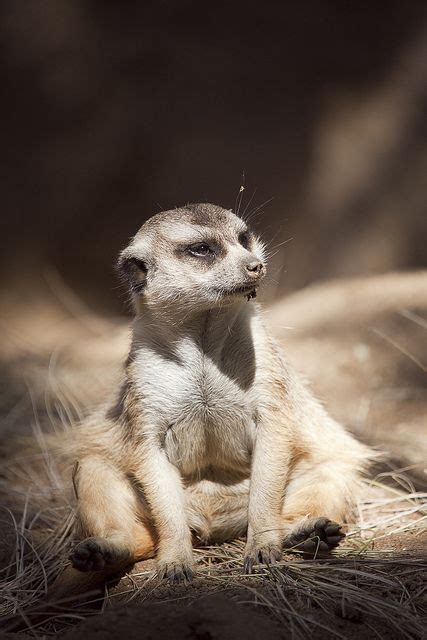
[187,242,214,258]
[238,230,251,249]
[175,237,224,263]
[132,258,147,272]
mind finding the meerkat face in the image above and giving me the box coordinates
[118,203,267,312]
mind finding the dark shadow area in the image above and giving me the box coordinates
[1,1,426,312]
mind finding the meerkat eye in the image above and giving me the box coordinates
[238,231,250,249]
[187,243,214,257]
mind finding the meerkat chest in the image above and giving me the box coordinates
[134,344,257,474]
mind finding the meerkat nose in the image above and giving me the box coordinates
[246,260,264,276]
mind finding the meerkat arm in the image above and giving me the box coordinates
[244,406,292,573]
[133,443,194,580]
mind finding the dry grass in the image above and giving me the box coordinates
[0,439,425,638]
[111,475,427,640]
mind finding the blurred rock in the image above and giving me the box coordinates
[269,270,427,487]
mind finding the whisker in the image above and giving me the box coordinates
[242,188,257,218]
[243,197,274,223]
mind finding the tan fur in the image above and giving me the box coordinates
[62,203,372,592]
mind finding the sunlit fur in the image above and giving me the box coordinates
[69,203,372,583]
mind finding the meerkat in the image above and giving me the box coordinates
[68,203,371,585]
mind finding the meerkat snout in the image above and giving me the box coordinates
[246,259,264,276]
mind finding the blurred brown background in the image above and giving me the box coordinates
[0,9,426,631]
[1,0,426,312]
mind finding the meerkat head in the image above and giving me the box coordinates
[118,203,267,313]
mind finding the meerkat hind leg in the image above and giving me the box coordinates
[71,536,132,572]
[283,516,345,555]
[279,459,355,556]
[71,456,155,573]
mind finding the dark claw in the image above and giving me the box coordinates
[243,556,254,574]
[183,567,194,581]
[327,534,344,545]
[163,564,194,584]
[261,550,274,565]
[166,570,174,582]
[167,570,181,584]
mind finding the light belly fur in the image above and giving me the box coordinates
[164,412,255,478]
[161,367,256,478]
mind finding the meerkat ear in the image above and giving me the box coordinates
[117,254,148,294]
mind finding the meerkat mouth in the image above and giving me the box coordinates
[217,284,258,301]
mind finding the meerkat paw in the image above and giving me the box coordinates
[70,537,132,572]
[243,535,282,574]
[156,546,195,583]
[284,517,345,555]
[156,560,194,583]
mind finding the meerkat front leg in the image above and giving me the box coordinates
[244,409,292,574]
[134,443,194,582]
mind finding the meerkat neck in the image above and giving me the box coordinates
[131,301,256,358]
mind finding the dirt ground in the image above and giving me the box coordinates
[0,270,426,639]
